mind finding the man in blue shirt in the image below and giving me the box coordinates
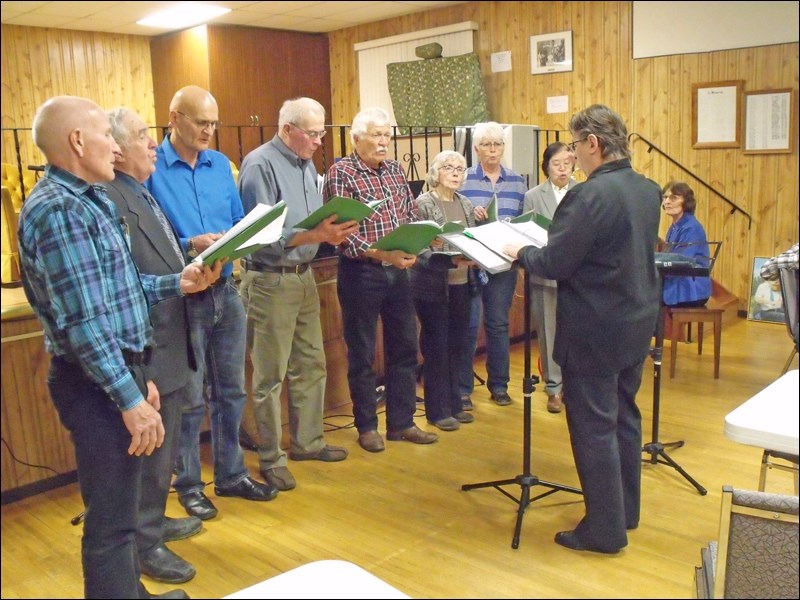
[459,122,528,409]
[147,85,277,520]
[19,95,218,599]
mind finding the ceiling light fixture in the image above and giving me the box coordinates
[136,3,230,30]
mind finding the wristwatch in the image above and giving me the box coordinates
[186,237,199,258]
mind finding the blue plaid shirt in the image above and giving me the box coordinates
[18,165,182,411]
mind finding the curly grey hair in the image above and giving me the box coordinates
[426,150,467,188]
[350,107,391,144]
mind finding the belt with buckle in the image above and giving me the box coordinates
[243,259,310,274]
[60,347,152,367]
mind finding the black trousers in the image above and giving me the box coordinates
[48,356,150,599]
[562,359,646,551]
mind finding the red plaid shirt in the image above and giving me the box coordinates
[323,153,418,258]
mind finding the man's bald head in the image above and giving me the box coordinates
[31,95,119,183]
[169,85,218,117]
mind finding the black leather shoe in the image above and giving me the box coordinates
[554,530,623,554]
[163,516,203,542]
[139,543,196,584]
[178,491,218,521]
[148,590,190,599]
[214,476,278,501]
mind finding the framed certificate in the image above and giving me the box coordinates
[692,81,743,148]
[743,89,795,154]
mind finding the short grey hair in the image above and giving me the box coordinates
[568,104,630,161]
[107,107,136,149]
[278,97,325,129]
[426,150,467,188]
[350,107,391,144]
[472,121,505,147]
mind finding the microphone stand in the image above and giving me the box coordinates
[643,265,707,495]
[462,268,582,548]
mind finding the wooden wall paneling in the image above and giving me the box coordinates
[1,24,154,169]
[1,316,73,493]
[149,26,211,126]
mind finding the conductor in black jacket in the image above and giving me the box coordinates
[504,104,660,554]
[105,107,202,586]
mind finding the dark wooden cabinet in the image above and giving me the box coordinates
[150,24,332,167]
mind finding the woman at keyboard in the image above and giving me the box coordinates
[660,182,712,307]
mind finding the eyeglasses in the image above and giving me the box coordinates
[177,111,219,130]
[567,137,589,152]
[478,141,505,149]
[441,165,466,174]
[291,124,327,139]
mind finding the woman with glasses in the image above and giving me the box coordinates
[522,141,578,415]
[409,151,478,431]
[660,181,712,307]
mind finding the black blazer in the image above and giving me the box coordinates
[517,159,661,375]
[105,172,195,395]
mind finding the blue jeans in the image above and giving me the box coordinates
[48,356,146,599]
[174,279,249,494]
[459,269,518,396]
[337,257,418,434]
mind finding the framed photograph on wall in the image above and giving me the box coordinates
[743,88,795,154]
[747,256,785,324]
[530,31,573,75]
[692,80,743,148]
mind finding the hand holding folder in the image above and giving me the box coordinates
[441,219,548,274]
[371,220,465,255]
[193,201,287,265]
[295,196,388,230]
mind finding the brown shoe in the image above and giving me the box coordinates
[260,466,296,491]
[386,424,439,444]
[547,392,564,413]
[289,444,348,462]
[429,417,459,431]
[358,430,385,453]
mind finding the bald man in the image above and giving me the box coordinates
[18,95,218,598]
[147,86,278,520]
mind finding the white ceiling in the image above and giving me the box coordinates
[0,1,468,35]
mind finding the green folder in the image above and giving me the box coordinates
[294,196,387,230]
[371,221,465,254]
[510,210,552,230]
[194,201,287,265]
[485,194,498,222]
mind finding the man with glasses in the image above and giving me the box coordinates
[323,107,439,453]
[237,98,358,491]
[459,121,528,410]
[147,85,278,521]
[504,104,661,555]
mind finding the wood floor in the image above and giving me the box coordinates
[1,316,796,599]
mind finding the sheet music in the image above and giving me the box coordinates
[465,220,547,253]
[440,233,513,274]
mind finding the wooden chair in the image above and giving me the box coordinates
[667,241,723,379]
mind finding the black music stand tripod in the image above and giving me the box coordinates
[642,265,707,495]
[462,268,583,549]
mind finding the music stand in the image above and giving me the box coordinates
[644,260,708,495]
[462,268,582,548]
